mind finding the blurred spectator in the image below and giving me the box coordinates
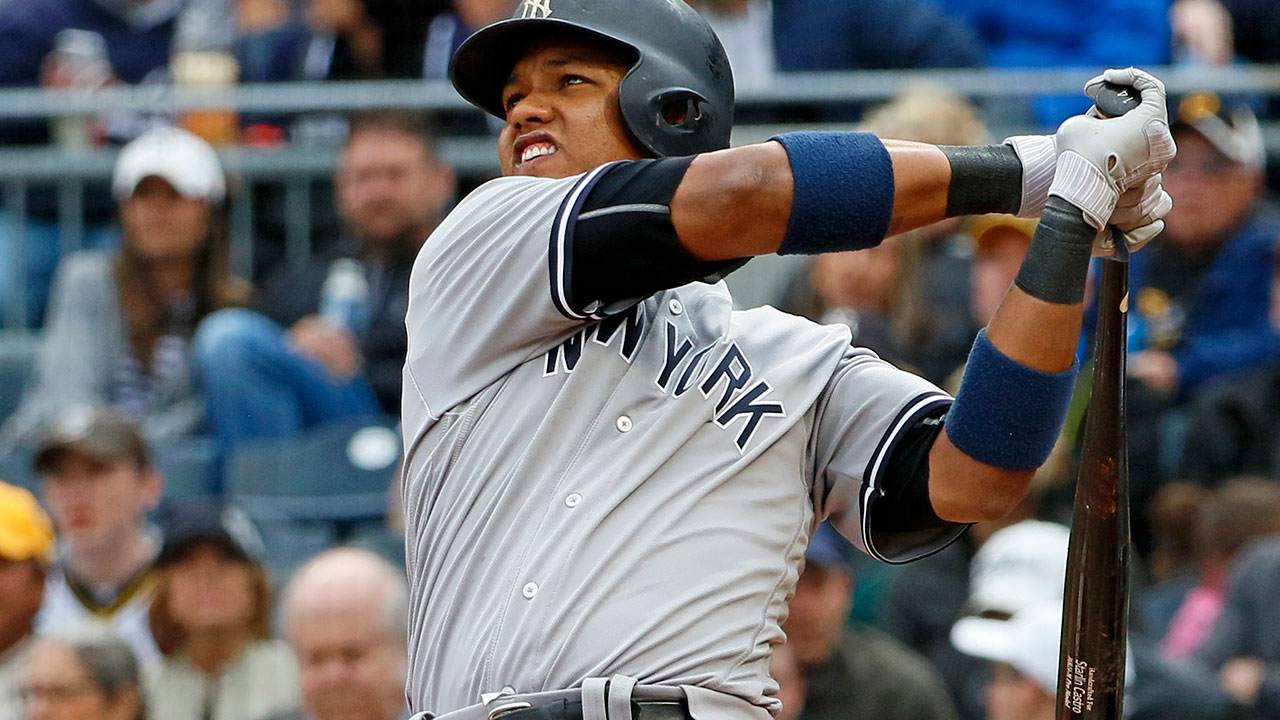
[788,524,957,720]
[953,601,1064,720]
[1197,537,1280,717]
[1139,482,1212,643]
[297,0,448,80]
[197,111,453,449]
[684,0,982,93]
[422,0,517,79]
[146,503,299,720]
[1,127,246,450]
[861,86,993,384]
[770,641,806,720]
[1217,0,1280,63]
[1122,93,1280,538]
[0,0,197,327]
[31,408,163,666]
[780,86,999,385]
[1170,0,1235,65]
[274,547,408,720]
[0,481,55,719]
[934,0,1169,125]
[21,631,144,720]
[1159,480,1280,661]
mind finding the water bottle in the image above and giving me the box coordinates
[320,259,371,336]
[50,29,112,149]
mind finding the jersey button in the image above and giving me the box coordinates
[668,298,684,315]
[521,582,538,599]
[615,415,633,433]
[565,493,582,508]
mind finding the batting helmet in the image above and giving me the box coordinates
[450,0,735,158]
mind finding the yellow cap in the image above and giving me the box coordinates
[0,480,55,564]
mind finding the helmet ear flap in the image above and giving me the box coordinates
[649,87,710,135]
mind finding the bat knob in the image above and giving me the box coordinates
[1094,81,1142,119]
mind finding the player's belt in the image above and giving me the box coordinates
[489,699,690,720]
[416,675,770,720]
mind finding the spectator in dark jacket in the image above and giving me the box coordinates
[1118,93,1280,541]
[196,111,454,449]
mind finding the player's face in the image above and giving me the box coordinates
[40,456,160,555]
[498,36,647,178]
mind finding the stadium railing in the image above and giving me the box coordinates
[0,64,1279,326]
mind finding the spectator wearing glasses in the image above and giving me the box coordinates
[21,631,145,720]
[0,481,55,719]
[1119,93,1280,548]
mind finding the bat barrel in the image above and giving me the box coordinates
[1056,247,1131,720]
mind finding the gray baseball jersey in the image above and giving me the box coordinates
[401,167,959,717]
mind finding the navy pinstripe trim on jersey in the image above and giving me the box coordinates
[549,163,619,320]
[860,391,955,564]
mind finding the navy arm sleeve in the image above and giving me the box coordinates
[559,157,749,318]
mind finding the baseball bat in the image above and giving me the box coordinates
[1055,82,1140,720]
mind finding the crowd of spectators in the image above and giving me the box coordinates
[0,0,1279,719]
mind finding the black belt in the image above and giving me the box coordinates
[492,699,691,720]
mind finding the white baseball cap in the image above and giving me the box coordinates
[953,600,1064,694]
[950,520,1070,655]
[953,600,1135,697]
[112,126,226,203]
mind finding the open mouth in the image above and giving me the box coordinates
[514,132,559,168]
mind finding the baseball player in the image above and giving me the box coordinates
[400,1,1175,718]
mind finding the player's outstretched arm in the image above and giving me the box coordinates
[669,127,1053,262]
[925,68,1175,523]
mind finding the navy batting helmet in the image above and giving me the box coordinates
[450,0,735,158]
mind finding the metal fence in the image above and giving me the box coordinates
[3,64,1280,323]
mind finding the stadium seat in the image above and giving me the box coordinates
[153,437,220,505]
[224,418,400,525]
[253,517,338,587]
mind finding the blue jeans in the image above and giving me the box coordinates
[195,308,381,450]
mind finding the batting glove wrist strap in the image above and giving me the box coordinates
[1003,134,1057,218]
[945,329,1079,471]
[1047,151,1119,231]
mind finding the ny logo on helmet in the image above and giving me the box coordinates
[517,0,552,18]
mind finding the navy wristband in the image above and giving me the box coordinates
[770,132,894,256]
[945,330,1079,471]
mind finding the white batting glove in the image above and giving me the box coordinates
[1093,174,1173,257]
[1049,68,1177,232]
[1002,134,1057,218]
